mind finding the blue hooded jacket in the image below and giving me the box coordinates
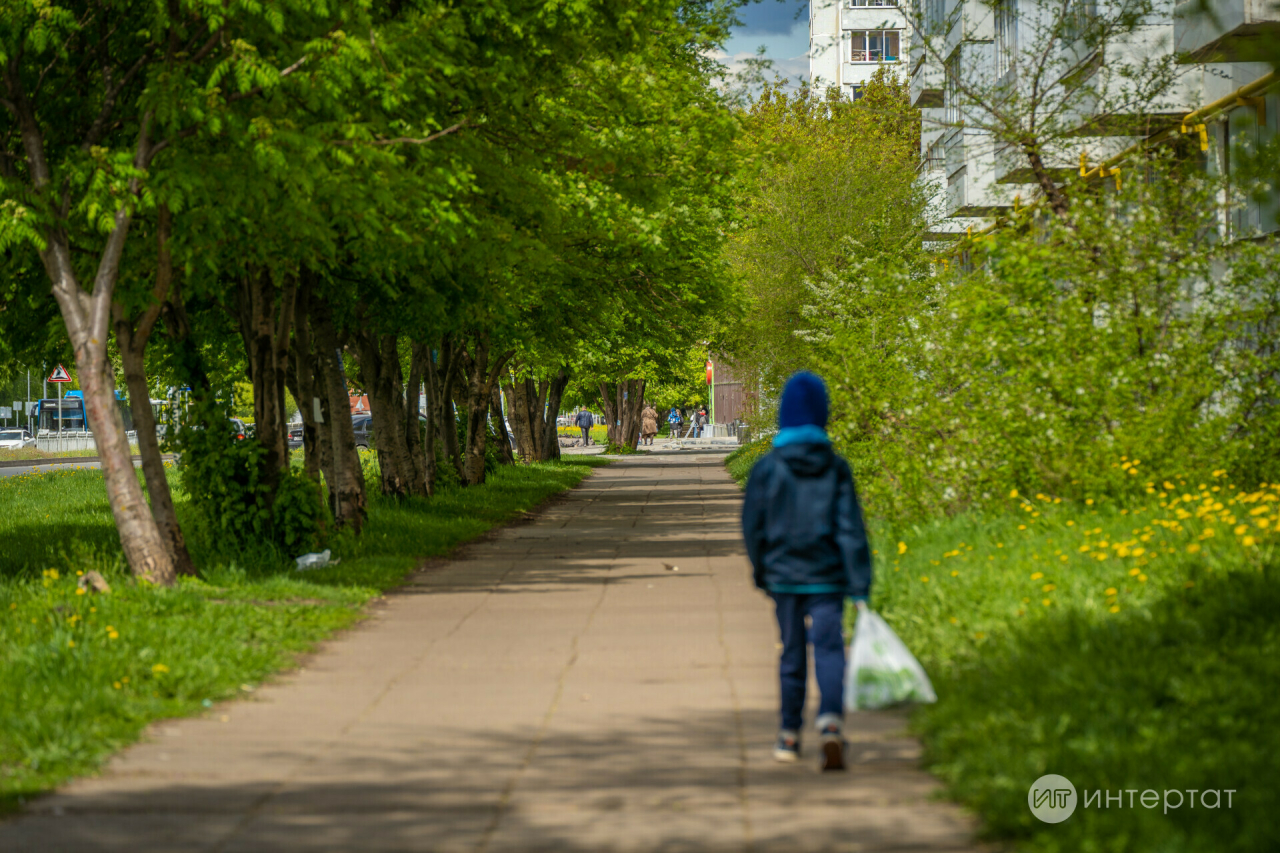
[741,373,872,597]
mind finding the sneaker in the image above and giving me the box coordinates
[818,720,846,772]
[773,731,800,763]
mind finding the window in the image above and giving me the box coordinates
[925,0,947,32]
[850,30,901,62]
[995,0,1018,77]
[945,52,962,124]
[848,0,898,6]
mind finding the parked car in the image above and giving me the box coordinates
[229,418,248,440]
[352,414,437,450]
[0,429,36,449]
[352,415,373,449]
[288,424,304,450]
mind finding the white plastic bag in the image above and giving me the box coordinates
[845,609,937,710]
[295,549,335,571]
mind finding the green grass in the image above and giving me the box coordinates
[0,456,605,811]
[725,437,769,485]
[730,451,1280,851]
[0,448,127,462]
[879,487,1280,853]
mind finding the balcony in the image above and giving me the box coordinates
[944,128,1037,216]
[1175,0,1280,62]
[841,4,906,31]
[1060,27,1204,135]
[910,51,944,107]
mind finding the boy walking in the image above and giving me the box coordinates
[741,372,872,771]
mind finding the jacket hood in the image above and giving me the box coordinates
[774,441,836,477]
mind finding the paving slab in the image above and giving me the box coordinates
[0,454,982,853]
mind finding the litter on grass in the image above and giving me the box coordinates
[295,550,338,571]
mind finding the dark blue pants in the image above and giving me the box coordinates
[773,592,846,732]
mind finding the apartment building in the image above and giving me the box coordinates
[810,0,910,96]
[901,0,1279,236]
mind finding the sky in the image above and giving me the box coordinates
[718,0,810,89]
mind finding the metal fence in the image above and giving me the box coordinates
[34,431,141,455]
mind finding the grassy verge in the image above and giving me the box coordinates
[0,448,134,462]
[0,456,605,811]
[877,485,1279,853]
[728,451,1279,851]
[725,437,768,485]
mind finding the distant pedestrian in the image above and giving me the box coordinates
[667,407,683,439]
[640,403,659,446]
[575,407,594,446]
[741,372,872,772]
[692,407,707,438]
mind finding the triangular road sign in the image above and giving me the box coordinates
[48,364,73,383]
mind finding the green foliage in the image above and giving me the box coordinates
[867,486,1280,852]
[173,398,326,559]
[0,456,603,810]
[724,71,926,398]
[800,159,1280,520]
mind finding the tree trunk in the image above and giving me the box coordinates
[502,378,541,462]
[406,343,429,491]
[20,102,174,584]
[541,369,569,462]
[288,290,323,484]
[352,330,424,498]
[503,367,568,463]
[438,337,467,485]
[600,379,645,450]
[312,301,366,532]
[456,332,516,486]
[234,269,297,497]
[421,342,444,496]
[490,383,514,466]
[110,206,196,577]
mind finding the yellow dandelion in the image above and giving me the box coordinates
[951,570,959,577]
[1030,571,1044,580]
[1042,584,1057,592]
[1018,524,1027,530]
[1109,605,1120,613]
[1187,543,1201,554]
[1086,499,1094,505]
[1009,489,1019,498]
[1138,574,1148,582]
[1243,536,1256,547]
[152,664,169,674]
[1105,587,1117,596]
[1042,598,1052,606]
[897,541,907,555]
[113,682,122,690]
[67,639,75,648]
[920,576,929,583]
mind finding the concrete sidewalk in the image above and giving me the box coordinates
[1,455,979,852]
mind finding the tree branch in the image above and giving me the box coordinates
[330,120,469,147]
